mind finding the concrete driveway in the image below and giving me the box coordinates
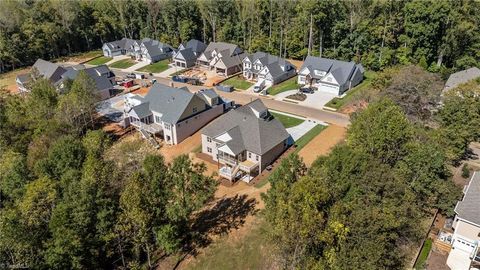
[286,120,322,141]
[275,89,337,109]
[96,94,126,123]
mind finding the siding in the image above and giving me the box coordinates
[172,105,224,144]
[259,139,288,171]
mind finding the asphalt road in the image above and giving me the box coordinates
[96,67,351,127]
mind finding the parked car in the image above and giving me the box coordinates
[300,87,315,94]
[126,73,136,79]
[253,80,266,93]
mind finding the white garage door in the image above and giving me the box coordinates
[317,83,339,95]
[452,237,476,254]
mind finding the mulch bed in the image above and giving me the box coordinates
[286,93,307,101]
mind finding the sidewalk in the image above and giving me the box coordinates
[155,65,184,78]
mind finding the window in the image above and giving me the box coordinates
[207,137,212,143]
[155,115,161,123]
[256,155,259,161]
[248,153,252,158]
[164,123,171,130]
[193,107,197,113]
[207,147,212,153]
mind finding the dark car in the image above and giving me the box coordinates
[126,73,136,79]
[300,87,315,94]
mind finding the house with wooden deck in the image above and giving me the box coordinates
[123,83,229,146]
[201,99,290,183]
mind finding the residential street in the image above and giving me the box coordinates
[110,68,351,127]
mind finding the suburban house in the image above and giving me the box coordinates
[201,99,290,183]
[444,67,480,92]
[16,59,67,92]
[124,83,229,145]
[446,172,480,270]
[16,59,116,99]
[196,42,246,76]
[298,56,364,96]
[242,52,296,87]
[173,39,207,68]
[56,65,117,100]
[131,38,174,64]
[102,38,137,57]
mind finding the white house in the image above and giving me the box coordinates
[196,42,245,76]
[446,171,480,270]
[297,56,364,96]
[124,83,228,145]
[242,52,296,87]
[131,38,174,64]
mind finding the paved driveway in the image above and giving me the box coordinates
[96,94,126,123]
[274,89,337,109]
[286,120,321,141]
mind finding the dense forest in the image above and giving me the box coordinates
[263,77,480,269]
[1,0,480,73]
[0,74,218,268]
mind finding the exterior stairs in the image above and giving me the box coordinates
[139,129,160,149]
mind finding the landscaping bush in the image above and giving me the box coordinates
[462,164,470,178]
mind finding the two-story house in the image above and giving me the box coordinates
[131,38,174,64]
[124,83,228,145]
[446,171,480,270]
[201,99,290,183]
[196,42,246,76]
[173,39,207,68]
[298,56,364,96]
[242,52,296,87]
[102,38,137,57]
[16,59,116,99]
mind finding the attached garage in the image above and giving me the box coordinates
[316,83,340,95]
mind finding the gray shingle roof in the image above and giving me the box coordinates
[202,99,289,155]
[203,42,243,60]
[299,56,361,86]
[136,83,209,124]
[59,65,115,92]
[184,39,207,54]
[141,38,173,58]
[455,171,480,225]
[244,52,294,79]
[444,67,480,91]
[177,48,197,62]
[32,59,66,83]
[16,73,31,84]
[105,38,137,51]
[131,102,151,119]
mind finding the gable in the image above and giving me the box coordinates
[178,94,207,121]
[321,72,338,85]
[299,67,310,75]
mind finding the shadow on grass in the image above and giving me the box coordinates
[172,194,258,268]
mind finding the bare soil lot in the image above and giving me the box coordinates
[298,124,347,166]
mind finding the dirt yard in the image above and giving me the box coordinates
[298,124,347,166]
[160,131,202,163]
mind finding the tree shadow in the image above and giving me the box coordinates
[185,194,258,255]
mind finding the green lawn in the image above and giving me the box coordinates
[86,56,112,65]
[270,112,305,128]
[187,219,274,270]
[222,76,253,90]
[268,76,299,95]
[254,124,326,188]
[108,58,136,69]
[324,71,377,110]
[414,238,432,270]
[136,59,170,73]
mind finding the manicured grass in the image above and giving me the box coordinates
[414,238,432,270]
[293,124,327,154]
[86,56,112,65]
[324,71,377,110]
[222,75,253,90]
[270,112,304,128]
[187,219,274,270]
[170,68,190,77]
[137,59,170,73]
[268,76,299,95]
[109,58,136,69]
